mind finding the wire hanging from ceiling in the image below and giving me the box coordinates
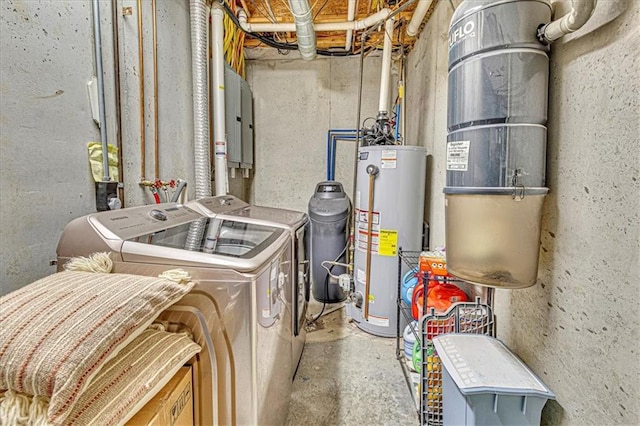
[217,0,415,57]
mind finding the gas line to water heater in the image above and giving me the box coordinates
[363,164,379,321]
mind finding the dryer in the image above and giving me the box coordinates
[188,195,310,377]
[56,196,309,426]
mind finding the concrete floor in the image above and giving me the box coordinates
[287,301,418,426]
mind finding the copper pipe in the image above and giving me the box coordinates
[137,0,146,180]
[152,0,159,179]
[363,164,379,320]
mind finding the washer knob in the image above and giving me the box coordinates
[149,209,167,221]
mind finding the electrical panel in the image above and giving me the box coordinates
[240,78,254,168]
[213,64,254,170]
[224,65,242,167]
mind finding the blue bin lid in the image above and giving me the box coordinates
[432,334,555,399]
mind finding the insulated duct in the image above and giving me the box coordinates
[289,0,317,61]
[185,0,211,251]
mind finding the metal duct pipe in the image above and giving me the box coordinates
[288,0,316,60]
[378,18,394,114]
[406,0,435,37]
[345,0,357,51]
[91,0,110,181]
[238,8,392,33]
[211,5,228,195]
[185,0,211,251]
[538,0,597,44]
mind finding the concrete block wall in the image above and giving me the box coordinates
[0,0,247,294]
[246,55,384,212]
[406,0,639,424]
[1,1,101,294]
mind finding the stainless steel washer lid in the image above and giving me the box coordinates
[432,334,555,398]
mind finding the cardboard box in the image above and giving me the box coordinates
[126,366,194,426]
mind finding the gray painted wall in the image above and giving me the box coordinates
[0,0,250,294]
[246,55,385,212]
[1,1,100,294]
[406,0,639,424]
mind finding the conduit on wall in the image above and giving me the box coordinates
[152,0,159,179]
[136,0,146,181]
[91,0,110,181]
[211,4,228,196]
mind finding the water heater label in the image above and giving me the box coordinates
[367,314,389,328]
[356,209,380,225]
[378,230,398,256]
[447,141,470,171]
[381,150,397,169]
[356,210,381,253]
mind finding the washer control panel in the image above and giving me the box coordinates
[89,203,203,240]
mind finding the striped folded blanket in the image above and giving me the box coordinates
[0,263,196,425]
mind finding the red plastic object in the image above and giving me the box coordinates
[412,280,469,320]
[428,283,469,312]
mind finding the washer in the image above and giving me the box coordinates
[56,196,309,425]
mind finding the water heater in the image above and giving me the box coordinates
[348,145,426,337]
[444,0,552,288]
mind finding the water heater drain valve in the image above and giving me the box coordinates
[350,292,363,309]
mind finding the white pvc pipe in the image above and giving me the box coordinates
[345,0,357,51]
[540,0,597,43]
[378,18,394,114]
[406,0,434,37]
[238,8,392,33]
[211,5,228,196]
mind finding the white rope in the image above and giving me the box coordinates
[28,396,51,426]
[0,390,51,426]
[158,269,192,285]
[63,252,113,273]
